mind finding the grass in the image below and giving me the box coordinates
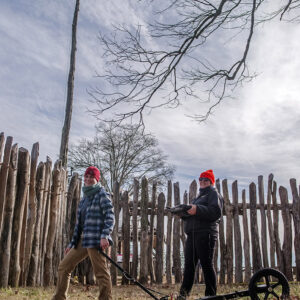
[0,282,300,300]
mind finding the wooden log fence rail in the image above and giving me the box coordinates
[0,132,299,288]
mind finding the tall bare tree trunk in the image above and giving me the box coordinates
[59,0,80,168]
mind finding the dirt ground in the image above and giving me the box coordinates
[1,282,300,300]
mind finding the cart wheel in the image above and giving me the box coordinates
[248,268,290,300]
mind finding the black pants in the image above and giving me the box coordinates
[180,232,217,296]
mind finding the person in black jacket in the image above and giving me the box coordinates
[178,169,223,299]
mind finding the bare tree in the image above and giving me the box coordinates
[90,0,299,124]
[60,0,80,168]
[68,123,175,193]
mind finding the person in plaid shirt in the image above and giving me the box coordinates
[52,166,115,300]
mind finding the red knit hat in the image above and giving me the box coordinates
[84,166,100,182]
[199,169,215,185]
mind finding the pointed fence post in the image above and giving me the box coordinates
[173,182,182,283]
[155,192,165,284]
[0,143,18,287]
[242,189,251,282]
[131,179,139,280]
[249,182,262,274]
[165,180,173,284]
[232,180,242,283]
[139,176,149,284]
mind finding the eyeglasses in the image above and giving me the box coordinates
[199,178,209,182]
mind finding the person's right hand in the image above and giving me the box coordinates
[64,247,71,255]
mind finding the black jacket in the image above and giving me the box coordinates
[183,186,223,235]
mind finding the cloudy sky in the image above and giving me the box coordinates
[0,0,299,196]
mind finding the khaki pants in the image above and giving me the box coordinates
[52,242,112,300]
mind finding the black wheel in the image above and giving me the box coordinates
[248,268,290,300]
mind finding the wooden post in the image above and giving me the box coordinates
[173,182,182,283]
[27,162,45,286]
[44,162,61,285]
[232,180,242,283]
[279,186,293,280]
[249,182,262,274]
[266,174,276,269]
[181,191,187,249]
[110,181,120,285]
[0,144,18,287]
[0,132,5,165]
[38,157,52,285]
[121,191,130,285]
[63,173,79,252]
[165,180,173,284]
[155,192,165,284]
[131,179,139,280]
[23,142,39,284]
[272,181,284,273]
[0,136,13,234]
[242,189,251,282]
[258,176,269,268]
[189,179,197,203]
[290,178,300,281]
[139,176,149,284]
[148,182,157,283]
[222,179,233,284]
[216,179,225,284]
[9,147,30,287]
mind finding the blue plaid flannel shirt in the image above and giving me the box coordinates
[69,187,115,249]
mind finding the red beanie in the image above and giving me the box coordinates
[199,169,215,185]
[84,166,100,182]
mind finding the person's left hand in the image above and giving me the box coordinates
[100,238,109,250]
[187,204,197,215]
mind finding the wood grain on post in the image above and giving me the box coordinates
[148,181,157,283]
[165,180,173,284]
[38,157,52,285]
[232,180,242,283]
[249,182,262,273]
[23,142,39,284]
[266,174,276,269]
[189,179,197,203]
[272,181,284,273]
[242,189,251,282]
[216,179,225,284]
[44,163,61,285]
[290,178,300,281]
[0,144,18,287]
[27,162,45,286]
[0,136,13,234]
[0,132,5,166]
[258,176,269,268]
[155,192,165,284]
[9,148,30,287]
[139,176,149,284]
[122,191,130,285]
[279,186,293,281]
[64,173,79,252]
[222,179,233,284]
[110,181,120,285]
[59,168,67,257]
[131,179,139,280]
[173,182,182,283]
[181,191,187,248]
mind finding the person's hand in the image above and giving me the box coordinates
[65,247,71,255]
[187,204,197,215]
[100,238,109,250]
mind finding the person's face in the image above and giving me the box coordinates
[199,178,211,188]
[84,174,97,186]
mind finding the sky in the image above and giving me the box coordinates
[0,0,299,199]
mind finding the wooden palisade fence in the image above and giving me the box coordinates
[0,133,299,288]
